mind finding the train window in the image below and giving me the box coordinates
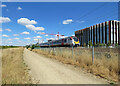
[64,39,67,42]
[70,38,72,40]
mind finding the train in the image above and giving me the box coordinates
[38,36,80,47]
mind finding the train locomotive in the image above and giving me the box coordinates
[39,36,80,47]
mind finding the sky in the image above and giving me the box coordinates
[0,2,118,46]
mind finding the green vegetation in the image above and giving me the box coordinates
[26,44,40,50]
[88,41,93,47]
[0,46,20,49]
[31,44,35,50]
[26,45,30,49]
[94,43,98,47]
[115,43,118,47]
[107,41,111,47]
[83,43,86,47]
[98,43,104,47]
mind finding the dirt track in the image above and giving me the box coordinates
[23,48,108,84]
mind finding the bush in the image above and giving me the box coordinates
[107,41,111,47]
[98,43,103,47]
[31,44,35,50]
[103,44,106,46]
[83,43,86,47]
[115,43,118,47]
[26,45,30,49]
[88,41,93,47]
[95,43,98,47]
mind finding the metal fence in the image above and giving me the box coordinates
[33,47,119,82]
[35,47,119,65]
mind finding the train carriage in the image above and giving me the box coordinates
[39,36,80,47]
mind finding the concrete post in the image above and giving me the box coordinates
[92,46,94,64]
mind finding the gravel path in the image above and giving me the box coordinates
[23,48,108,84]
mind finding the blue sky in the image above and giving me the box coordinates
[1,2,118,46]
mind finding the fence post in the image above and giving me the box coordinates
[60,47,62,56]
[72,46,74,58]
[92,46,94,64]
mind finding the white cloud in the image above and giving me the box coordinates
[24,37,31,40]
[34,39,38,41]
[13,34,19,36]
[14,38,19,40]
[26,25,45,31]
[45,34,48,36]
[50,38,55,40]
[63,19,73,24]
[37,27,45,31]
[46,38,55,40]
[60,36,68,38]
[72,34,75,36]
[21,31,30,35]
[34,36,42,39]
[2,34,9,37]
[0,28,2,32]
[17,18,37,25]
[5,29,11,32]
[37,32,45,35]
[18,6,22,10]
[1,4,7,8]
[46,38,49,40]
[0,17,11,23]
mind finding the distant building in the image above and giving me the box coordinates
[75,20,120,46]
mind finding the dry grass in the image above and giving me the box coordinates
[32,48,118,83]
[2,48,32,84]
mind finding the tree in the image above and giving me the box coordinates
[31,44,35,50]
[26,45,30,49]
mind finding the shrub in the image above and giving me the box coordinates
[107,41,111,47]
[83,43,86,47]
[115,43,118,47]
[95,43,98,47]
[26,45,30,49]
[98,43,103,47]
[31,44,35,50]
[88,41,93,47]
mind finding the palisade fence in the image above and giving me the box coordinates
[35,47,119,65]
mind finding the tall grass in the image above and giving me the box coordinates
[32,47,118,82]
[2,48,31,84]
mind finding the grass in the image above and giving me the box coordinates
[32,48,118,83]
[2,48,32,84]
[0,46,20,49]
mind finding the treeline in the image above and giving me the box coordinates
[0,46,20,49]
